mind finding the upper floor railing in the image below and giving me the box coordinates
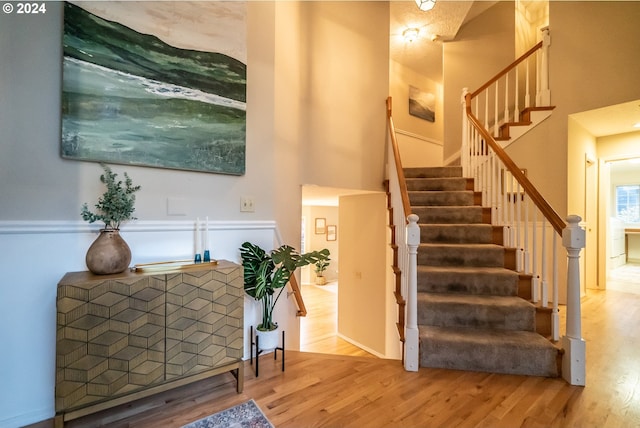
[466,27,551,142]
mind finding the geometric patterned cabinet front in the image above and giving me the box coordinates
[55,261,243,425]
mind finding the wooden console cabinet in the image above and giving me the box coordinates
[55,261,243,425]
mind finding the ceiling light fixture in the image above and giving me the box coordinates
[403,28,420,43]
[415,0,436,12]
[633,122,640,128]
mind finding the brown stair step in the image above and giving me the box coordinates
[417,293,536,331]
[419,325,560,377]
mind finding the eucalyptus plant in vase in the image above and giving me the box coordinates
[240,241,330,349]
[81,163,141,275]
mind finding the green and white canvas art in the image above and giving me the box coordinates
[61,2,247,175]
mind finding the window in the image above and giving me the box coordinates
[616,185,640,222]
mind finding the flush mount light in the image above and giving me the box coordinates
[633,122,640,128]
[403,28,420,43]
[415,0,436,12]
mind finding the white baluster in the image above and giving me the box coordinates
[561,215,586,386]
[541,218,548,307]
[404,214,420,372]
[484,91,489,130]
[494,82,499,137]
[504,73,510,125]
[552,232,559,341]
[525,56,531,108]
[516,181,522,272]
[524,194,530,274]
[532,209,539,303]
[514,66,520,121]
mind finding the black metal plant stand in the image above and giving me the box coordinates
[250,326,285,377]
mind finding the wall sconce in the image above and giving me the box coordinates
[415,0,436,11]
[403,28,420,43]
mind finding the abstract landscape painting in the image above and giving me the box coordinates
[408,85,435,123]
[61,2,247,175]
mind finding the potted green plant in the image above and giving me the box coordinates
[239,241,329,349]
[81,163,141,275]
[314,257,331,285]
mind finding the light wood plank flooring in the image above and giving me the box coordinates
[300,282,375,358]
[29,288,640,427]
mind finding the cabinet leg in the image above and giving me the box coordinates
[237,362,244,393]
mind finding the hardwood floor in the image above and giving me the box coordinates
[30,288,640,428]
[300,282,376,358]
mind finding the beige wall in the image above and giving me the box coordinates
[0,3,394,423]
[389,59,444,143]
[302,205,339,283]
[338,192,388,356]
[442,1,516,163]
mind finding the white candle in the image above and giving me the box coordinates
[204,216,209,251]
[195,217,201,255]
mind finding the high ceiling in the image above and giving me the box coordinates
[389,1,498,80]
[304,1,640,206]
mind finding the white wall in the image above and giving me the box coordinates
[0,2,392,426]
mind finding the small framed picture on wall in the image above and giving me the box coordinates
[315,218,326,234]
[326,225,337,241]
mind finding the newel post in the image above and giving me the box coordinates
[561,215,586,386]
[461,88,469,177]
[404,214,420,371]
[537,26,551,106]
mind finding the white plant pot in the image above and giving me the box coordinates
[256,328,280,351]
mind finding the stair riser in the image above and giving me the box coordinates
[413,207,488,224]
[409,191,475,207]
[417,271,519,296]
[417,300,535,331]
[406,178,472,192]
[418,246,506,268]
[421,225,496,244]
[404,167,462,179]
[419,335,559,377]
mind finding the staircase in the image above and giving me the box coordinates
[405,166,561,377]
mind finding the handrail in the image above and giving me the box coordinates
[386,97,412,217]
[274,227,307,317]
[465,99,566,234]
[289,273,307,317]
[470,41,543,99]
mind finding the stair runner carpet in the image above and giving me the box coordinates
[406,166,559,377]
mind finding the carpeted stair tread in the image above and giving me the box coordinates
[417,266,519,296]
[419,325,559,377]
[417,293,536,331]
[406,177,470,191]
[401,166,559,378]
[413,206,488,224]
[404,166,462,179]
[409,191,476,207]
[419,243,507,268]
[421,224,495,244]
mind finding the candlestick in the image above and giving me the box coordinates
[204,216,209,251]
[194,217,201,263]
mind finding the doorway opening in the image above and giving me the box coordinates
[604,158,640,295]
[299,185,376,358]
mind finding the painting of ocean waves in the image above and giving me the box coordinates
[61,2,246,175]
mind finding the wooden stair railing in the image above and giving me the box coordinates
[289,273,307,317]
[466,27,554,144]
[386,96,420,371]
[462,29,586,385]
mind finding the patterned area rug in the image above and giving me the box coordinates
[182,399,274,428]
